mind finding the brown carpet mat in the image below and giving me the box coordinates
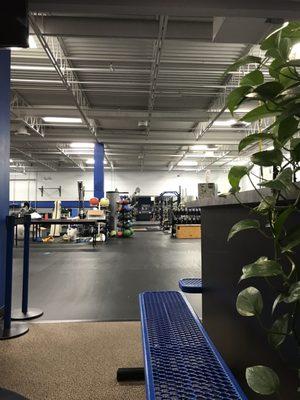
[0,321,145,400]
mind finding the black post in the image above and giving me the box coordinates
[12,216,43,321]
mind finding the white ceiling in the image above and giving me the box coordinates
[9,1,297,173]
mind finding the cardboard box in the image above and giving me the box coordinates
[86,209,105,218]
[176,224,201,239]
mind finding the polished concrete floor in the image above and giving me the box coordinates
[12,232,201,321]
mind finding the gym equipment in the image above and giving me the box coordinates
[100,197,109,207]
[89,197,99,207]
[156,191,181,230]
[171,207,201,237]
[106,190,120,231]
[117,196,135,239]
[77,181,85,219]
[117,231,123,238]
[12,215,43,321]
[0,216,29,339]
[123,229,132,238]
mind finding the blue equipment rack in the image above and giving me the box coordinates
[179,277,203,293]
[139,291,247,400]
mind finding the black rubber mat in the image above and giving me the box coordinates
[0,389,28,400]
[12,232,201,321]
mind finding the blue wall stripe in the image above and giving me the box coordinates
[10,201,91,209]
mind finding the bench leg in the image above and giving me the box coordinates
[117,367,145,382]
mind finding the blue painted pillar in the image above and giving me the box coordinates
[94,142,104,199]
[0,50,11,308]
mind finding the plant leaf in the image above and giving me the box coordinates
[238,133,273,152]
[224,55,262,75]
[227,86,252,114]
[272,293,285,314]
[259,168,293,191]
[269,59,284,79]
[254,196,276,215]
[228,219,260,241]
[241,257,283,280]
[246,366,280,395]
[282,225,300,252]
[251,149,283,167]
[274,206,295,237]
[253,82,284,100]
[242,104,281,123]
[279,67,299,89]
[228,165,251,193]
[291,138,300,162]
[236,287,263,317]
[277,116,299,144]
[284,281,300,303]
[278,37,292,61]
[268,314,289,348]
[240,70,264,86]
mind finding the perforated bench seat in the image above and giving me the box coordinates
[139,291,247,400]
[179,278,203,293]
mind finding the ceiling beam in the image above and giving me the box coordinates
[29,15,97,139]
[11,106,209,121]
[56,146,86,171]
[31,16,212,40]
[12,137,241,145]
[147,15,168,135]
[28,0,300,19]
[29,15,114,168]
[11,147,57,171]
[11,92,46,138]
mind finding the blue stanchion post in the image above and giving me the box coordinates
[22,215,30,314]
[12,215,43,321]
[0,216,29,340]
[3,216,15,330]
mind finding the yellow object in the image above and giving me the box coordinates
[42,235,54,243]
[100,197,110,207]
[175,224,201,239]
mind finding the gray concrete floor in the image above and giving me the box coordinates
[12,232,201,321]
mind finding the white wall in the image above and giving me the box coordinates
[9,169,235,202]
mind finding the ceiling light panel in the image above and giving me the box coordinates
[70,142,95,149]
[43,117,82,124]
[178,160,198,166]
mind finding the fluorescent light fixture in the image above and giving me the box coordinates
[212,119,237,127]
[190,144,214,151]
[290,42,300,60]
[86,158,107,165]
[70,142,95,149]
[178,160,198,166]
[29,36,37,49]
[186,151,217,158]
[11,65,55,71]
[43,117,82,124]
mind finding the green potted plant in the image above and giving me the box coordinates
[224,22,300,398]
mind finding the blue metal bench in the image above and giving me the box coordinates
[139,291,247,400]
[179,277,203,293]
